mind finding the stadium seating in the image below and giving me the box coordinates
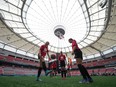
[106,68,115,73]
[6,55,15,62]
[3,66,15,75]
[0,65,39,76]
[0,66,3,75]
[14,57,24,64]
[93,69,99,74]
[0,53,116,76]
[0,54,40,67]
[88,69,93,75]
[70,70,80,76]
[0,55,4,60]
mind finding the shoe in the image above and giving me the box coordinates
[45,70,52,76]
[79,79,89,83]
[87,78,93,83]
[36,78,42,81]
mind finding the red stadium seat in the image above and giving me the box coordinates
[6,55,15,62]
[0,66,3,75]
[0,55,5,60]
[3,66,15,75]
[14,57,23,63]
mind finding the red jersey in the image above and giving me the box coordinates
[40,45,49,57]
[68,64,71,69]
[58,54,66,61]
[72,40,80,50]
[50,62,57,69]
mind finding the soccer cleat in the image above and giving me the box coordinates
[45,70,52,76]
[87,78,93,83]
[36,78,42,81]
[79,79,89,83]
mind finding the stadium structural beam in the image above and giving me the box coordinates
[91,0,112,44]
[90,45,105,59]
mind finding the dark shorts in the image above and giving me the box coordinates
[74,49,83,59]
[67,68,70,70]
[60,61,65,67]
[53,68,57,71]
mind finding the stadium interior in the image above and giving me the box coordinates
[0,0,116,77]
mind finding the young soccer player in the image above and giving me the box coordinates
[36,41,52,81]
[68,38,93,83]
[58,51,67,80]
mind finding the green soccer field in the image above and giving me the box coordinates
[0,76,116,87]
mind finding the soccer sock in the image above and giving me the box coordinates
[37,67,42,78]
[81,65,91,79]
[64,70,67,78]
[61,70,63,78]
[42,62,47,72]
[78,64,87,79]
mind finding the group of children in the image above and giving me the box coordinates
[49,52,72,79]
[36,38,93,83]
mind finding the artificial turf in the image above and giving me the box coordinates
[0,76,116,87]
